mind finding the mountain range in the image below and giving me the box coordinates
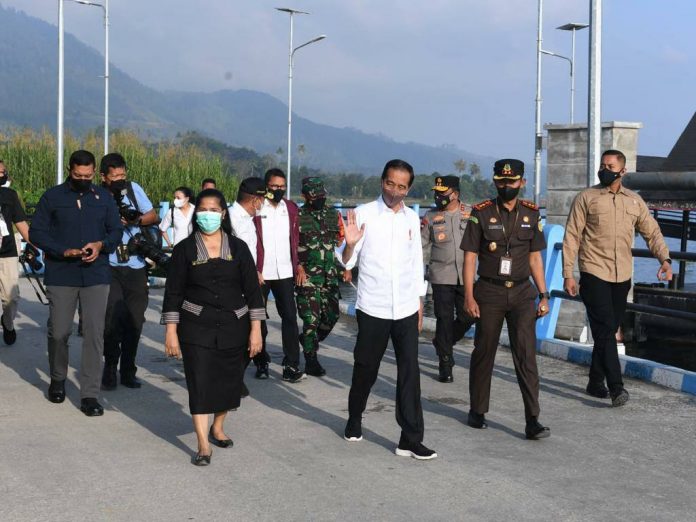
[0,5,495,175]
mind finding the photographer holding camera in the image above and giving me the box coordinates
[100,153,158,391]
[0,159,32,345]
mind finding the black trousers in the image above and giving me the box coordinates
[261,277,300,367]
[431,283,475,366]
[348,310,424,443]
[579,272,631,392]
[103,267,148,378]
[470,280,540,420]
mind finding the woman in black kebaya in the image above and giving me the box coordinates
[162,189,264,465]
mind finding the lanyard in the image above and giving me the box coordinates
[494,200,519,256]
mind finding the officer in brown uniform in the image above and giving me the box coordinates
[421,175,475,382]
[461,159,551,440]
[563,149,671,407]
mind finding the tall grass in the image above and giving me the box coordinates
[0,128,239,207]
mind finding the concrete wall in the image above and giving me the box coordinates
[544,121,642,340]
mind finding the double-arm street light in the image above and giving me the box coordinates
[57,0,110,184]
[276,7,326,199]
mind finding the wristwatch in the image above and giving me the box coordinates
[538,291,550,300]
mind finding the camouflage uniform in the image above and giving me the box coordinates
[296,178,345,355]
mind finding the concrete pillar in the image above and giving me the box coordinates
[544,121,642,340]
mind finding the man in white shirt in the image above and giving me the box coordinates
[231,177,272,377]
[253,169,305,383]
[340,159,437,460]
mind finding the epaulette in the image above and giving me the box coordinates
[520,199,539,211]
[472,199,494,211]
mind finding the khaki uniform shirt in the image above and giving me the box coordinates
[421,202,471,285]
[460,198,546,281]
[562,184,670,283]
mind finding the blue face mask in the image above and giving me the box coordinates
[196,211,222,234]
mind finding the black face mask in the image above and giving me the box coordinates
[598,168,622,187]
[434,193,451,209]
[0,175,8,186]
[308,197,326,211]
[271,189,285,203]
[108,179,127,195]
[497,185,520,202]
[69,176,92,193]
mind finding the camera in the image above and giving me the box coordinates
[114,191,142,224]
[127,232,170,269]
[19,244,43,272]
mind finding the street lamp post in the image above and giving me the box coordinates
[70,0,109,155]
[533,0,543,205]
[276,7,325,199]
[57,0,65,184]
[587,0,603,187]
[557,23,589,123]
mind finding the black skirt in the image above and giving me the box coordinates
[180,342,245,415]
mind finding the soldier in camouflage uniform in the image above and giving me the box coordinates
[296,177,345,377]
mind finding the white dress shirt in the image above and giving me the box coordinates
[259,199,293,280]
[340,196,427,320]
[229,201,258,265]
[159,204,193,246]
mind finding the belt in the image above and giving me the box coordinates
[479,276,529,289]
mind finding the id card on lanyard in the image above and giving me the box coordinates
[495,202,518,277]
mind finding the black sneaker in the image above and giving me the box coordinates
[101,364,117,391]
[304,351,326,377]
[1,313,16,345]
[255,363,269,380]
[282,365,306,383]
[525,417,550,440]
[344,417,363,442]
[395,440,438,460]
[586,380,609,399]
[467,410,487,429]
[611,388,630,407]
[80,398,104,417]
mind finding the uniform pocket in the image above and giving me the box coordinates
[587,203,609,226]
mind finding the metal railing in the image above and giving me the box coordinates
[536,224,696,341]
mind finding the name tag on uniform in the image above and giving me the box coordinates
[488,224,503,230]
[499,256,512,276]
[521,224,531,228]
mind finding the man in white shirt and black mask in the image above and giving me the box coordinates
[340,159,436,460]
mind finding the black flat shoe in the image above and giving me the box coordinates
[255,363,269,380]
[586,380,609,399]
[120,375,142,389]
[48,379,66,403]
[1,313,16,345]
[525,418,550,440]
[438,364,453,383]
[467,411,487,429]
[193,451,212,466]
[208,427,233,448]
[80,398,104,417]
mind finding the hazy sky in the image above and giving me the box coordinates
[4,0,695,161]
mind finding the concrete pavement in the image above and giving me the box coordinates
[1,278,695,521]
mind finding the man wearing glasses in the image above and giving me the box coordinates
[253,168,304,382]
[30,150,122,416]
